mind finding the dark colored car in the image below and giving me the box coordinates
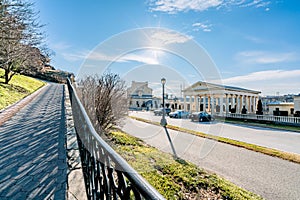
[190,112,213,122]
[154,108,171,116]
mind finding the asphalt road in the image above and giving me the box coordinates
[0,83,67,199]
[122,112,300,200]
[129,111,300,155]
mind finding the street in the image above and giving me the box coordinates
[129,111,300,154]
[121,111,300,200]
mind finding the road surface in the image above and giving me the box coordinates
[130,111,300,155]
[122,112,300,200]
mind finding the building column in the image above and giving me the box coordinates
[225,94,229,114]
[203,95,206,112]
[253,96,256,113]
[196,96,199,112]
[215,96,219,113]
[231,94,235,112]
[220,95,224,115]
[253,96,257,113]
[241,95,244,113]
[250,96,253,113]
[183,95,187,111]
[211,96,215,115]
[189,96,192,112]
[199,96,201,112]
[208,96,211,113]
[243,95,246,112]
[236,95,240,114]
[247,96,251,112]
[238,95,242,113]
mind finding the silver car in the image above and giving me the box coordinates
[169,110,190,118]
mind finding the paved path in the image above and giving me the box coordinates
[122,117,300,200]
[130,111,300,154]
[0,83,67,199]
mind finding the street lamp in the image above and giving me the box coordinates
[160,78,167,127]
[160,78,178,159]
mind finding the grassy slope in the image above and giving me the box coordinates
[108,130,262,200]
[0,69,45,110]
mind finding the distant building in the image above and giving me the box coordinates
[183,81,261,114]
[267,102,294,116]
[293,95,300,115]
[261,94,300,115]
[127,81,153,110]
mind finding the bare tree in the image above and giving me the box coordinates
[0,0,48,84]
[77,73,128,134]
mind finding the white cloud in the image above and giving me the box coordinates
[221,70,300,95]
[222,70,300,84]
[192,22,212,32]
[62,49,161,65]
[150,29,192,45]
[149,0,271,13]
[235,51,298,64]
[149,0,223,13]
[121,52,160,65]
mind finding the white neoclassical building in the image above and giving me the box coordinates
[182,81,261,115]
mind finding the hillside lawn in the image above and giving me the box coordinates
[0,68,45,110]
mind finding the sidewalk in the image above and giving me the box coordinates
[0,83,67,199]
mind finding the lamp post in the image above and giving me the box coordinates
[160,78,178,159]
[160,78,167,127]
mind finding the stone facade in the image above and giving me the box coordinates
[127,81,153,110]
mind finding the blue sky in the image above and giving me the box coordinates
[35,0,300,96]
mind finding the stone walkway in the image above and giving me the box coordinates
[0,83,67,199]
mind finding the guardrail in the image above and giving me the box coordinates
[217,113,300,126]
[67,79,164,200]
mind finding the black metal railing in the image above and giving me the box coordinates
[67,79,164,200]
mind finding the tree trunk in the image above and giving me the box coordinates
[4,68,14,84]
[4,69,9,84]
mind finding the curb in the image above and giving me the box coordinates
[65,85,87,200]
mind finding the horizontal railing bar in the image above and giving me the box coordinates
[67,78,164,200]
[216,112,300,125]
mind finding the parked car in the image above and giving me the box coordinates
[169,110,190,118]
[154,108,171,116]
[190,112,213,122]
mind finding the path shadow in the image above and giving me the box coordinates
[0,84,67,199]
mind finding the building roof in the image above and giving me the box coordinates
[183,81,261,95]
[267,102,294,106]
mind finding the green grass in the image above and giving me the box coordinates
[108,130,263,200]
[129,116,300,165]
[0,68,45,110]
